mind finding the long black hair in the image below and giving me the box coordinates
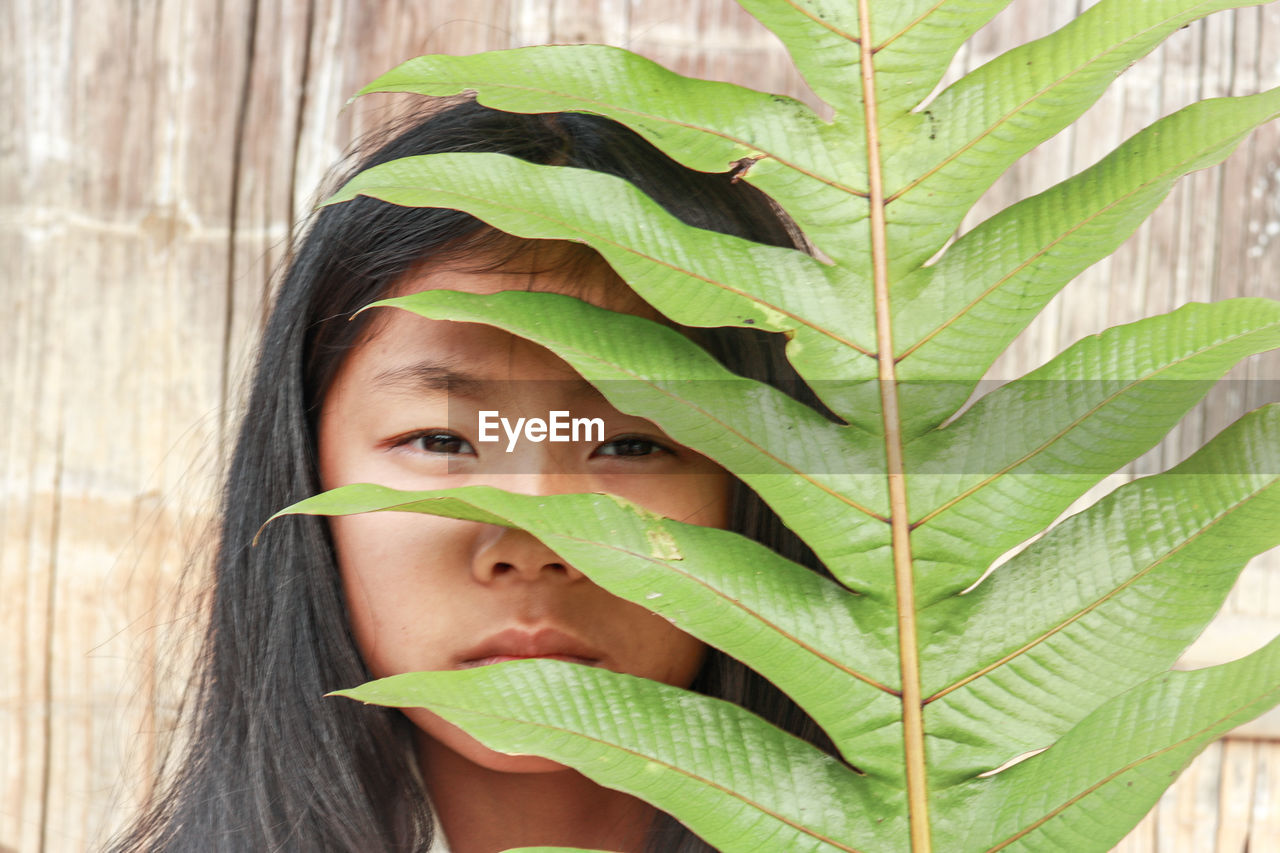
[109,99,834,853]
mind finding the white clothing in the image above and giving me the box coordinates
[427,829,451,853]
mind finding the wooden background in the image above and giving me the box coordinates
[3,1,1278,850]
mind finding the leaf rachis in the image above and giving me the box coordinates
[858,0,931,850]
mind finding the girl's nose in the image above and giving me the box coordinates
[467,446,590,582]
[470,526,585,583]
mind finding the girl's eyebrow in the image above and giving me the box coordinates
[371,361,486,398]
[371,358,604,401]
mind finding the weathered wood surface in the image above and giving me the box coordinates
[2,1,1277,850]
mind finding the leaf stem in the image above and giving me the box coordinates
[857,1,931,850]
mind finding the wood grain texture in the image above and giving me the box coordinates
[2,1,1276,850]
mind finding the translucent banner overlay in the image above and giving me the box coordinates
[430,379,1280,475]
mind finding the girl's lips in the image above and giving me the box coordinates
[456,627,602,668]
[458,653,599,669]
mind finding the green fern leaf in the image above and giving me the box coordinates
[281,2,1280,849]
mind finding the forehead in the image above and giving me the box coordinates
[340,240,656,388]
[394,238,659,319]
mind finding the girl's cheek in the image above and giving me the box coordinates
[330,515,450,651]
[607,472,732,528]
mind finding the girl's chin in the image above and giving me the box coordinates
[408,707,572,775]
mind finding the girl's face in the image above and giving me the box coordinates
[317,251,728,773]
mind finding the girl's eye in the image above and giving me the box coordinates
[400,431,475,456]
[593,435,672,458]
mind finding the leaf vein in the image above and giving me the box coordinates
[896,154,1214,362]
[924,481,1274,705]
[412,78,868,197]
[429,699,866,853]
[909,325,1267,529]
[576,369,888,521]
[885,4,1222,204]
[874,1,951,53]
[553,530,899,695]
[981,689,1279,851]
[780,0,862,45]
[354,183,876,357]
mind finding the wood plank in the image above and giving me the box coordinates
[1157,740,1225,851]
[1253,740,1280,847]
[4,2,76,849]
[1,0,251,848]
[1216,739,1258,851]
[1112,808,1158,853]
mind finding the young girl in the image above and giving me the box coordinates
[110,99,836,853]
